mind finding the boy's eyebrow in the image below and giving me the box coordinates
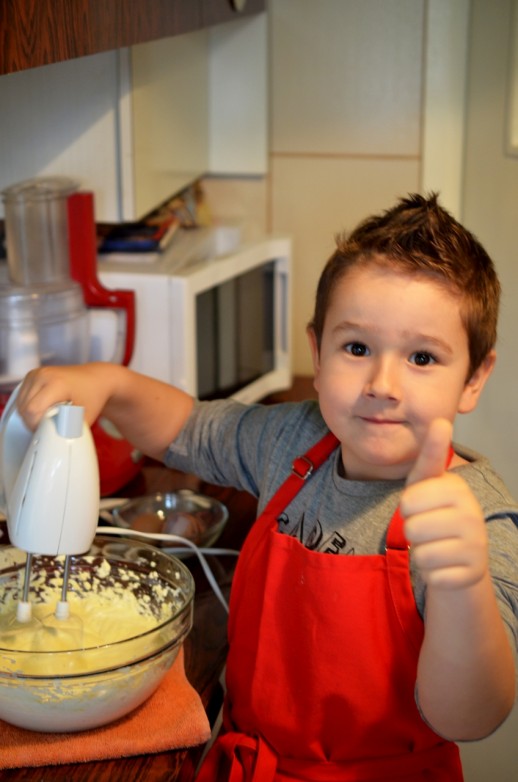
[332,321,455,355]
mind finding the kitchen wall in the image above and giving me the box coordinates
[452,4,518,774]
[454,0,518,493]
[208,0,469,379]
[268,0,421,374]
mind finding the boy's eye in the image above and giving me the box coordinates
[345,342,369,357]
[410,351,435,366]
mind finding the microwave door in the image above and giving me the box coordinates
[194,258,282,400]
[196,287,218,399]
[196,280,239,399]
[217,279,238,393]
[236,264,275,385]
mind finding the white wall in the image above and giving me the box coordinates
[452,5,518,771]
[454,0,518,495]
[421,0,470,217]
[268,0,423,373]
[266,0,473,375]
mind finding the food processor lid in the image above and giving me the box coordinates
[1,177,79,203]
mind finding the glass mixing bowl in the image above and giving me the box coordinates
[111,489,229,549]
[0,536,194,732]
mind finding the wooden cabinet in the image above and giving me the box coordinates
[0,0,265,76]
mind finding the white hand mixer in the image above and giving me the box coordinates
[0,385,99,640]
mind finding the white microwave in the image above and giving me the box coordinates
[93,228,292,403]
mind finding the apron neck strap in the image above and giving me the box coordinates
[261,435,455,551]
[261,431,340,521]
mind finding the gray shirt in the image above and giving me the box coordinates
[166,398,518,657]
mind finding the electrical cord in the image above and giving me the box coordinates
[97,526,239,613]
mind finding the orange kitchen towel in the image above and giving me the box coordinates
[0,647,212,769]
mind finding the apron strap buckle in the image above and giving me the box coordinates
[292,455,314,480]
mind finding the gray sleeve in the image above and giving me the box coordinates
[164,399,320,498]
[409,514,518,663]
[164,399,263,495]
[486,514,518,663]
[455,454,518,663]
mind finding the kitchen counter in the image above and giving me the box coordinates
[1,377,316,780]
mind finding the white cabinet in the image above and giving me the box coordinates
[120,29,210,220]
[0,15,267,223]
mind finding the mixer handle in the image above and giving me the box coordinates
[67,192,136,367]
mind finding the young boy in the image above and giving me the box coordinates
[16,194,518,781]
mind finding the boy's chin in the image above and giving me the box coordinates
[342,445,416,481]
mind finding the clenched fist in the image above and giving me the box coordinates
[400,419,489,590]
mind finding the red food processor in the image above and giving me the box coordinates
[0,177,142,495]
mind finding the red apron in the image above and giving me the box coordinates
[197,432,463,781]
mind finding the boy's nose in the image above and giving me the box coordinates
[364,357,400,400]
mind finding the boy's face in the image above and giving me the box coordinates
[308,262,495,481]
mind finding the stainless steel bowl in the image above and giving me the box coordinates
[111,489,229,549]
[0,537,194,732]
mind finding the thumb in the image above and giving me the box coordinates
[406,418,453,486]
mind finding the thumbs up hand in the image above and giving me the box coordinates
[400,419,489,590]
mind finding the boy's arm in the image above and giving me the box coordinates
[401,419,516,740]
[16,363,194,461]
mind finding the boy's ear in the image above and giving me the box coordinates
[307,327,321,388]
[458,350,496,414]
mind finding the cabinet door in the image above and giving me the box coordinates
[0,0,265,75]
[123,30,210,221]
[209,13,268,176]
[124,13,268,219]
[0,52,122,222]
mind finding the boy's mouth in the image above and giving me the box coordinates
[359,416,404,426]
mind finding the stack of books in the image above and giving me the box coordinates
[99,214,180,254]
[98,180,209,261]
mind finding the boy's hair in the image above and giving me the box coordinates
[309,192,501,377]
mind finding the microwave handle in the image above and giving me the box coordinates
[67,192,136,366]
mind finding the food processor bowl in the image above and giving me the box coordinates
[0,274,90,392]
[0,537,194,732]
[1,176,78,287]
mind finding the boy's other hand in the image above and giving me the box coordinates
[401,419,489,590]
